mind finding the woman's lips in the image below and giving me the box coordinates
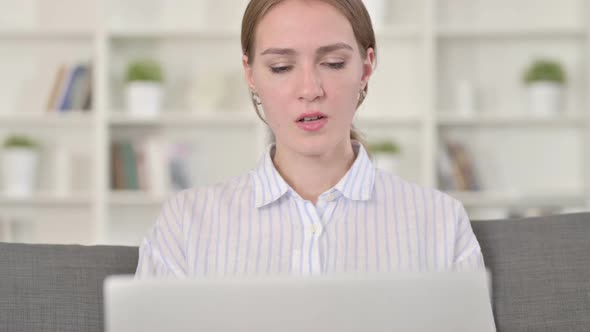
[296,117,328,131]
[295,112,328,132]
[296,112,327,122]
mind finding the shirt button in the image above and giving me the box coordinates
[309,224,322,236]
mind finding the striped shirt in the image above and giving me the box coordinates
[135,141,485,278]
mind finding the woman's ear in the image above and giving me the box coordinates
[360,47,375,90]
[242,54,256,90]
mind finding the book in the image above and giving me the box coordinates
[69,64,91,110]
[81,64,93,111]
[110,142,125,190]
[144,137,169,195]
[59,64,86,111]
[45,62,93,112]
[121,141,139,190]
[46,64,67,112]
[167,142,193,191]
[446,142,468,190]
[437,142,456,190]
[135,141,148,191]
[110,137,195,193]
[439,139,481,191]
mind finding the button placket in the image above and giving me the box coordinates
[302,201,322,275]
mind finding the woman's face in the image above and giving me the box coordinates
[243,0,374,157]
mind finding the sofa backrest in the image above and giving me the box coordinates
[472,212,590,331]
[0,243,138,332]
[1,213,589,331]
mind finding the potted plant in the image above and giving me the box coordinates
[125,58,164,117]
[1,135,39,197]
[368,140,401,174]
[523,59,566,116]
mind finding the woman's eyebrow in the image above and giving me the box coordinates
[260,42,353,56]
[316,42,353,55]
[260,48,297,56]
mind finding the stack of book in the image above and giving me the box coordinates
[46,62,93,112]
[438,139,481,191]
[110,138,193,193]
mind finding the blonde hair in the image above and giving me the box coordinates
[241,0,377,146]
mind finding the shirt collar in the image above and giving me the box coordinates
[333,140,375,201]
[250,140,375,208]
[250,144,290,208]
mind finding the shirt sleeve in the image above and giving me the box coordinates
[135,191,188,278]
[452,201,486,272]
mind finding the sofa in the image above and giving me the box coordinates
[1,212,589,331]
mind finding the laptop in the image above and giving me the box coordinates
[104,272,496,332]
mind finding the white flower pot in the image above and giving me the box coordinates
[126,82,163,118]
[2,148,39,197]
[363,0,387,28]
[373,153,399,174]
[527,82,563,117]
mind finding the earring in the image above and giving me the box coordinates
[251,90,262,105]
[359,88,367,101]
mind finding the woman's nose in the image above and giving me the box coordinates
[297,63,324,102]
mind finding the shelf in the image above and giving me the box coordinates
[437,113,587,127]
[0,112,94,127]
[109,191,170,206]
[108,111,258,127]
[0,28,94,39]
[0,192,92,207]
[109,25,422,40]
[447,190,586,208]
[108,27,239,40]
[108,111,423,129]
[355,113,423,126]
[375,25,422,39]
[437,25,585,39]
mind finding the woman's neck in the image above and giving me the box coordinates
[272,139,356,205]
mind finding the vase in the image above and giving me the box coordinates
[527,82,563,117]
[126,81,163,118]
[1,148,39,197]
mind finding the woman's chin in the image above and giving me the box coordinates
[285,137,347,158]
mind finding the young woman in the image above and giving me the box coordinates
[135,0,485,277]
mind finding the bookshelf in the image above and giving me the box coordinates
[108,190,170,206]
[0,112,94,126]
[108,111,259,126]
[0,0,589,245]
[436,25,586,39]
[0,28,95,39]
[0,192,93,206]
[436,113,587,127]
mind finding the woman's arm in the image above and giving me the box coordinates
[452,201,486,271]
[135,191,189,278]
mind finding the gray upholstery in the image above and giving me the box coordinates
[0,213,589,331]
[0,243,138,332]
[472,212,590,331]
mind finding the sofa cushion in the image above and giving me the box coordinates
[1,213,589,331]
[472,212,590,331]
[0,243,138,332]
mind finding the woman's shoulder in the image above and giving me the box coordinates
[374,168,463,209]
[169,173,252,202]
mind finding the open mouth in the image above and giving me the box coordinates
[297,115,326,122]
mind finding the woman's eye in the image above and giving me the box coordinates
[270,66,292,74]
[325,62,345,69]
